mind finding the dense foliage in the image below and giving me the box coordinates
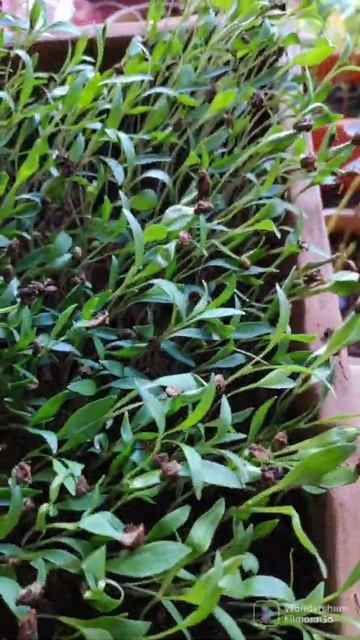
[0,1,360,639]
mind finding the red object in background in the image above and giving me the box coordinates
[313,53,360,85]
[73,0,147,25]
[311,53,360,194]
[312,119,360,192]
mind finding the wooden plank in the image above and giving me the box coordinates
[324,207,360,234]
[291,169,360,637]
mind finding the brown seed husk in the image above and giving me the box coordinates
[16,583,44,608]
[12,461,32,486]
[160,460,182,481]
[195,199,213,215]
[17,609,38,640]
[249,443,271,462]
[215,374,226,393]
[165,386,182,398]
[197,169,212,199]
[178,231,192,246]
[76,475,90,497]
[83,311,109,328]
[120,523,146,550]
[271,431,288,452]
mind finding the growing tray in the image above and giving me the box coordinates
[4,10,360,637]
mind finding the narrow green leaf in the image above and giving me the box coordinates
[68,380,97,397]
[51,304,77,339]
[270,285,290,345]
[123,209,144,270]
[0,577,23,618]
[177,379,216,430]
[248,398,276,444]
[58,396,116,439]
[279,444,356,490]
[251,506,327,577]
[209,89,236,112]
[148,506,191,541]
[60,616,150,640]
[187,499,225,555]
[82,546,106,588]
[292,38,336,67]
[239,575,295,601]
[139,387,166,435]
[214,607,246,640]
[80,512,124,540]
[107,542,190,577]
[180,443,204,500]
[0,483,22,541]
[31,391,70,425]
[103,157,125,186]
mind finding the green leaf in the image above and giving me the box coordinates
[207,353,246,369]
[162,600,191,640]
[180,559,223,626]
[130,189,157,211]
[335,559,360,598]
[27,427,58,453]
[179,444,204,500]
[82,546,106,588]
[123,209,144,270]
[0,577,23,618]
[218,395,232,438]
[0,172,9,196]
[248,398,276,444]
[232,322,272,340]
[15,138,46,187]
[70,133,86,163]
[209,89,237,112]
[103,157,125,186]
[107,542,190,577]
[320,312,360,360]
[292,38,336,67]
[60,616,150,640]
[147,373,199,392]
[239,575,295,601]
[186,499,225,555]
[162,205,194,231]
[328,271,360,296]
[80,630,112,640]
[51,304,77,339]
[270,285,290,345]
[286,427,359,454]
[31,390,70,425]
[201,460,244,489]
[214,607,246,640]
[207,275,237,311]
[118,131,136,167]
[251,506,327,577]
[58,396,116,439]
[191,308,244,322]
[139,387,166,435]
[210,0,234,9]
[151,279,187,320]
[253,519,279,541]
[177,379,216,430]
[68,380,97,397]
[143,224,168,243]
[79,512,124,540]
[255,369,296,389]
[0,483,22,541]
[279,444,356,490]
[148,506,191,540]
